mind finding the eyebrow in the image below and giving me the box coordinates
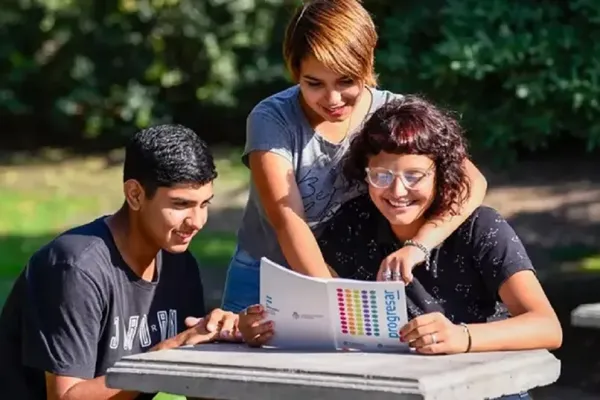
[170,194,214,204]
[302,75,321,81]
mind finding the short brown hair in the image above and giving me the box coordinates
[283,0,378,87]
[344,95,472,218]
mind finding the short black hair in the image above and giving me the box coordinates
[123,124,217,198]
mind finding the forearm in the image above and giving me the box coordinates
[53,330,205,400]
[150,330,188,352]
[60,376,138,400]
[465,312,562,352]
[275,216,332,278]
[414,161,487,249]
[58,334,186,400]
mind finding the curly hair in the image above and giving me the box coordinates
[343,95,471,218]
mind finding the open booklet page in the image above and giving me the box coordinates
[259,258,409,351]
[259,257,333,348]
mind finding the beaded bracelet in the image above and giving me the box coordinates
[404,239,437,278]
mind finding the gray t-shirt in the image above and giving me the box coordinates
[237,85,403,265]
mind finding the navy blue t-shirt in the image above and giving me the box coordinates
[0,217,205,399]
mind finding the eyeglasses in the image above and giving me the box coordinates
[365,166,434,189]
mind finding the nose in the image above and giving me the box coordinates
[324,89,342,105]
[389,176,409,197]
[187,207,208,231]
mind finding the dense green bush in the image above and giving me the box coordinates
[1,0,599,162]
[374,0,600,161]
[0,0,290,149]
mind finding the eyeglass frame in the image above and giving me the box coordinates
[364,164,435,190]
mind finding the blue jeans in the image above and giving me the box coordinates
[221,246,261,313]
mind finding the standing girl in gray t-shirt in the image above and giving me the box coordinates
[221,0,489,313]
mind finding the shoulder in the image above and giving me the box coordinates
[28,217,114,275]
[467,205,509,233]
[21,219,113,306]
[369,87,404,111]
[248,86,302,128]
[453,205,519,248]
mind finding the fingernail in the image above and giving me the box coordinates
[235,331,243,338]
[220,330,230,337]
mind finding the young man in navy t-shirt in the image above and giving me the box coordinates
[0,124,240,399]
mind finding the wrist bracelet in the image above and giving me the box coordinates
[403,239,436,277]
[459,322,472,353]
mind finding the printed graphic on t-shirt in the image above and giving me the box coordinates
[109,309,178,351]
[298,153,365,229]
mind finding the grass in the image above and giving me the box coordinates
[581,255,600,271]
[549,245,600,273]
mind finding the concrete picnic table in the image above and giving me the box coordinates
[571,302,600,329]
[106,343,560,400]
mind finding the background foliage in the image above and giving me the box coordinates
[2,0,599,162]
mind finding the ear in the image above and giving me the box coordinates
[123,179,145,211]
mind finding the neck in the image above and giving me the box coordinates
[106,205,159,281]
[390,218,426,243]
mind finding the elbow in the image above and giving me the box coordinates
[270,214,294,235]
[541,313,563,350]
[547,317,563,350]
[268,208,304,235]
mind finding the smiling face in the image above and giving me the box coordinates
[131,182,214,254]
[298,55,365,123]
[366,152,436,228]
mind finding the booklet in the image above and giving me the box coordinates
[259,257,409,351]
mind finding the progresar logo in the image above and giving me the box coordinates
[384,289,402,339]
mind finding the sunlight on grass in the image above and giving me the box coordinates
[0,191,107,235]
[213,146,248,184]
[153,393,184,400]
[582,255,600,271]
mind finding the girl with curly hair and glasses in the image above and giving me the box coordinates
[222,0,488,313]
[238,95,562,400]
